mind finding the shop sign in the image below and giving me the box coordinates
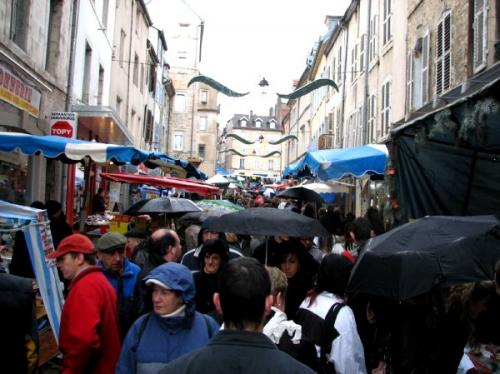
[50,112,77,138]
[0,63,41,118]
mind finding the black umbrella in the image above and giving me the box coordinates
[177,210,226,226]
[204,207,329,237]
[347,215,500,301]
[125,197,202,216]
[277,186,324,206]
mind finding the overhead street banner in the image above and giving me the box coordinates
[0,63,41,118]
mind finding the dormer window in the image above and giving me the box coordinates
[270,121,276,129]
[240,118,247,127]
[255,119,262,128]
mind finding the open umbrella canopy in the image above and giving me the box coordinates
[177,210,227,226]
[197,199,244,213]
[125,197,202,216]
[205,207,329,237]
[347,215,500,301]
[277,186,324,206]
[206,174,230,186]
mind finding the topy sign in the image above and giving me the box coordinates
[50,112,77,139]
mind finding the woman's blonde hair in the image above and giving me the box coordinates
[265,266,288,296]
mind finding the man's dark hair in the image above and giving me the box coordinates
[218,257,271,330]
[350,217,372,242]
[151,232,177,256]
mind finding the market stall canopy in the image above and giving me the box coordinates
[0,132,149,165]
[144,152,207,180]
[283,144,388,181]
[101,172,220,197]
[216,164,230,176]
[206,174,230,186]
[301,181,353,194]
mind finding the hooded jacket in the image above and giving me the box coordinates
[116,262,219,374]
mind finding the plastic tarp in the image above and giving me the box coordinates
[284,144,388,181]
[100,172,220,197]
[0,132,149,165]
[0,200,64,342]
[215,165,230,176]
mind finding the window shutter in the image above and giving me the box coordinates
[436,16,445,95]
[407,53,414,112]
[360,34,366,72]
[473,0,487,70]
[422,33,429,103]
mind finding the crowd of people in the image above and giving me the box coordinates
[1,193,499,374]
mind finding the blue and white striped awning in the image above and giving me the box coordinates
[0,132,150,165]
[283,144,388,181]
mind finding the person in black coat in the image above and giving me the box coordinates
[193,239,229,323]
[46,200,72,249]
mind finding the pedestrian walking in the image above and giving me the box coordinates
[116,262,219,374]
[159,257,315,373]
[48,233,121,373]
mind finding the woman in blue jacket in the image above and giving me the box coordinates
[116,262,219,374]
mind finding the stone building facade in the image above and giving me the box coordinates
[0,0,73,203]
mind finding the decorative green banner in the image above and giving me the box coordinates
[277,78,339,99]
[219,148,246,157]
[268,135,298,145]
[260,151,282,158]
[188,75,249,97]
[219,149,281,158]
[225,134,256,144]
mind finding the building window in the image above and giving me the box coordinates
[369,15,378,62]
[140,64,144,93]
[368,94,376,142]
[82,42,92,104]
[436,11,452,95]
[268,160,274,170]
[174,93,186,112]
[240,118,247,127]
[102,0,109,28]
[239,158,245,169]
[270,121,276,129]
[97,65,104,105]
[381,80,391,136]
[116,96,122,118]
[383,0,392,46]
[351,43,358,83]
[173,131,184,151]
[407,33,430,112]
[133,53,139,86]
[10,0,29,50]
[198,144,206,158]
[45,0,63,73]
[359,34,366,73]
[200,90,208,104]
[473,0,487,72]
[256,119,262,128]
[199,117,207,131]
[119,29,126,67]
[337,46,342,83]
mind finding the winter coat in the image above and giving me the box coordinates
[116,262,219,374]
[193,270,218,314]
[59,266,121,374]
[99,258,141,340]
[158,330,315,374]
[0,272,38,373]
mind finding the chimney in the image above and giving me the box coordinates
[269,107,274,117]
[250,110,253,119]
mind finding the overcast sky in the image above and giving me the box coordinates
[147,0,350,124]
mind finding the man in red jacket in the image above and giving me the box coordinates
[48,233,121,373]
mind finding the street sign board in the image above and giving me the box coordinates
[50,112,77,138]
